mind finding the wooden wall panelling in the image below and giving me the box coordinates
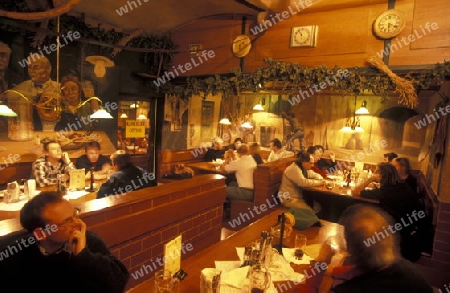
[171,18,243,75]
[245,4,387,71]
[389,0,450,66]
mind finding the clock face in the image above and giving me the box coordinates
[291,25,318,47]
[294,28,311,45]
[373,10,405,39]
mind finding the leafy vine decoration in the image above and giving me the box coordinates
[153,58,450,106]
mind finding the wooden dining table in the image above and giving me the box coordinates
[127,208,347,293]
[0,180,100,221]
[186,161,228,175]
[303,182,379,222]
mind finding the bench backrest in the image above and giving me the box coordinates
[253,157,297,206]
[157,148,206,180]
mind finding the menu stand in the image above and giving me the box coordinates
[272,212,287,255]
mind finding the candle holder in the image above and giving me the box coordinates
[88,167,96,192]
[272,212,287,255]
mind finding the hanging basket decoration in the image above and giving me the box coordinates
[367,55,418,108]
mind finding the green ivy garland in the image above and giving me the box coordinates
[153,58,450,102]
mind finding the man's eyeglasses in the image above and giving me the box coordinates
[54,207,81,230]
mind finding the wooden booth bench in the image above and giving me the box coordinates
[0,174,226,290]
[157,148,206,182]
[229,157,297,227]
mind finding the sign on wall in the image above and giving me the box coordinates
[125,120,146,138]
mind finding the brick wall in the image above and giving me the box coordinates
[0,174,226,291]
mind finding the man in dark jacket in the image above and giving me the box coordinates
[97,150,156,198]
[0,191,129,293]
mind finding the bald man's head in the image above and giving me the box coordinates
[340,204,400,271]
[27,55,51,85]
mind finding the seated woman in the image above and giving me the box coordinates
[249,142,264,165]
[351,162,428,262]
[97,151,156,198]
[392,157,418,194]
[278,151,325,211]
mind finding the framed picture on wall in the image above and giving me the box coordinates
[200,101,214,142]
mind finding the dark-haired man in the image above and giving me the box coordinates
[0,191,129,293]
[383,152,398,162]
[75,141,112,179]
[267,138,294,162]
[97,150,157,198]
[32,140,75,187]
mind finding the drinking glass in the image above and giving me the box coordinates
[247,264,271,293]
[294,234,307,260]
[200,268,221,293]
[154,269,180,293]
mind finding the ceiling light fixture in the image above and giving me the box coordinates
[137,113,147,120]
[219,117,231,125]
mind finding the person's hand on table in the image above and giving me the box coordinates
[315,241,337,265]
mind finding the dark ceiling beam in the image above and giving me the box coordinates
[233,0,265,12]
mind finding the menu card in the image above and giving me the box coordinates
[69,169,85,190]
[164,235,182,274]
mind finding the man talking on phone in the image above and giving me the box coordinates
[0,191,129,293]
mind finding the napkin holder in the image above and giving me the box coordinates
[5,181,20,203]
[69,169,86,190]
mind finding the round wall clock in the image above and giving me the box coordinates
[373,9,406,39]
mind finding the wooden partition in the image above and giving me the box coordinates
[229,157,297,227]
[0,174,226,290]
[157,148,206,181]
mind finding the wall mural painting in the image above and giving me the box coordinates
[0,36,117,159]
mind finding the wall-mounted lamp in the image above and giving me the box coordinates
[219,117,231,125]
[85,55,115,78]
[0,100,17,117]
[340,96,364,133]
[355,100,369,115]
[253,95,266,111]
[90,108,113,119]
